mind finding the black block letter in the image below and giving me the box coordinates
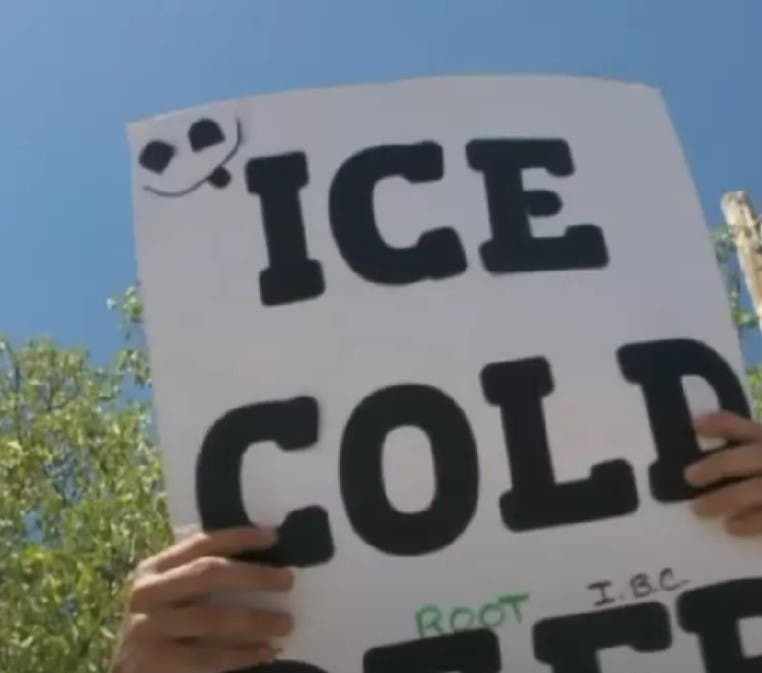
[618,339,750,502]
[467,138,608,273]
[365,631,500,673]
[678,578,762,672]
[534,603,671,672]
[329,142,467,284]
[246,153,325,306]
[254,661,329,673]
[196,397,333,567]
[482,358,637,531]
[340,384,478,555]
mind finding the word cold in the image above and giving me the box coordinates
[246,138,609,307]
[195,338,748,567]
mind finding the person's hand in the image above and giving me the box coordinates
[110,526,294,673]
[685,411,762,536]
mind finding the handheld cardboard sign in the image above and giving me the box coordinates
[129,75,762,672]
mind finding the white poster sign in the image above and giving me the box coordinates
[129,75,762,672]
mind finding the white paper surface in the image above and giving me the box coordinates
[129,75,762,672]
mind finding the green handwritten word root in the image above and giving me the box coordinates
[416,593,531,638]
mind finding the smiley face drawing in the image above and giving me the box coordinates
[137,115,243,197]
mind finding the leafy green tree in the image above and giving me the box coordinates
[0,286,171,673]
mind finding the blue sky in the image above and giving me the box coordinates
[1,0,761,363]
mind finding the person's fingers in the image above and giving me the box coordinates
[692,477,762,519]
[685,444,762,487]
[694,411,762,444]
[725,509,762,537]
[130,605,293,643]
[148,526,277,574]
[130,558,294,611]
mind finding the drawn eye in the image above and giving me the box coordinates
[189,119,225,152]
[139,140,176,174]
